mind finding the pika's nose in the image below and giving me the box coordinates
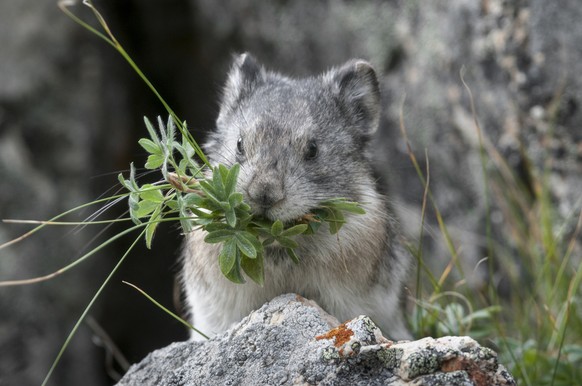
[247,177,285,209]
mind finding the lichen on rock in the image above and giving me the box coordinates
[117,294,515,386]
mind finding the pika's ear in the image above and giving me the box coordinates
[325,60,381,137]
[218,53,266,119]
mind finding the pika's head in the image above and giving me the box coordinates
[205,53,381,222]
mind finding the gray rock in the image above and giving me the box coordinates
[117,294,515,386]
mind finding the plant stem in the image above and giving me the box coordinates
[122,281,209,339]
[41,228,147,386]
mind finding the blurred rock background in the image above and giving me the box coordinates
[0,0,580,384]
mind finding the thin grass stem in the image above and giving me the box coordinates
[0,193,129,251]
[122,281,209,339]
[41,228,146,386]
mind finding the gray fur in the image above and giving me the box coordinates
[181,53,411,340]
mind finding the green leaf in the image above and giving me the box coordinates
[219,239,237,277]
[224,163,240,196]
[239,231,263,255]
[129,162,139,190]
[241,253,264,286]
[177,197,193,233]
[177,159,189,175]
[145,205,163,249]
[165,116,176,145]
[203,222,231,232]
[235,213,253,229]
[281,223,308,237]
[254,224,273,237]
[145,222,158,249]
[118,173,131,190]
[326,200,366,214]
[144,116,160,145]
[204,230,235,244]
[228,192,244,208]
[225,207,237,228]
[182,193,206,208]
[138,138,161,155]
[129,211,141,225]
[158,116,168,144]
[189,207,214,219]
[129,192,140,212]
[135,200,160,218]
[343,205,365,215]
[145,154,165,169]
[314,208,328,219]
[198,180,221,205]
[179,216,193,233]
[285,248,300,264]
[178,138,195,160]
[275,236,298,249]
[166,199,179,210]
[193,217,213,226]
[140,185,165,203]
[218,163,229,182]
[212,166,226,200]
[235,232,257,258]
[329,221,342,234]
[224,250,245,284]
[303,222,319,234]
[324,208,345,234]
[262,237,275,246]
[271,220,284,236]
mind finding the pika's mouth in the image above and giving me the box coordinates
[253,206,319,227]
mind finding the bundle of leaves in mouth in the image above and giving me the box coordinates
[120,116,366,285]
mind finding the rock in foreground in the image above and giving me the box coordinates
[117,294,515,385]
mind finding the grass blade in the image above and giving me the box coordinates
[122,281,208,339]
[41,228,146,386]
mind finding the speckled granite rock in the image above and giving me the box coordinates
[117,294,515,386]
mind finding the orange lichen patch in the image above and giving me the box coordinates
[315,321,354,348]
[442,357,488,386]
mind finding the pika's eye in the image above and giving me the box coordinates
[237,137,244,154]
[305,140,318,160]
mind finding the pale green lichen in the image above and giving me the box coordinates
[377,347,403,369]
[405,348,442,378]
[321,347,340,360]
[416,370,473,386]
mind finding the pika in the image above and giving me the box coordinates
[181,53,411,340]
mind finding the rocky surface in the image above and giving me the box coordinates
[117,294,515,386]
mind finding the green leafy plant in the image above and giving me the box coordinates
[120,116,365,286]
